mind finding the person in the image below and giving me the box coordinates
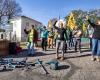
[24,25,37,56]
[87,25,94,50]
[53,21,68,60]
[64,28,69,53]
[54,30,58,47]
[68,30,74,48]
[48,28,54,48]
[73,26,82,53]
[87,16,100,62]
[41,26,49,51]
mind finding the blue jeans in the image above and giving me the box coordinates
[27,42,35,55]
[90,38,92,50]
[68,38,74,47]
[74,38,81,52]
[56,40,65,57]
[92,39,100,56]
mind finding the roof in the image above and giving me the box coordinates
[10,16,42,25]
[21,16,42,24]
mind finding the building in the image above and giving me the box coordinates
[10,16,43,42]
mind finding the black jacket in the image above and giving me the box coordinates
[53,21,67,41]
[88,20,100,40]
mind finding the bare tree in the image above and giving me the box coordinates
[0,0,22,25]
[5,0,22,22]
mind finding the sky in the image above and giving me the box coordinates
[17,0,100,25]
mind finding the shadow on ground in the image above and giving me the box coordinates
[2,50,56,58]
[64,54,91,60]
[0,69,13,72]
[57,65,70,70]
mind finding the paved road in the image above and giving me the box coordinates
[0,47,100,80]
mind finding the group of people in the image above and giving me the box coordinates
[24,16,100,62]
[40,21,83,60]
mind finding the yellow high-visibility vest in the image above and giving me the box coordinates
[28,29,34,42]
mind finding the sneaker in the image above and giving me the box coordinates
[96,59,100,62]
[56,56,60,59]
[91,56,96,61]
[91,57,96,61]
[60,57,64,61]
[96,56,100,62]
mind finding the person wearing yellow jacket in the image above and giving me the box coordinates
[24,25,37,56]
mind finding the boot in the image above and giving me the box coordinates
[96,56,100,62]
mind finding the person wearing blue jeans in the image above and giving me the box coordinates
[73,27,82,53]
[92,39,100,56]
[87,25,94,50]
[53,21,68,60]
[69,31,74,48]
[24,25,37,56]
[27,42,34,55]
[87,16,100,62]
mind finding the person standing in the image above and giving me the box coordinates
[73,27,82,53]
[69,30,74,48]
[48,28,54,48]
[53,21,68,60]
[54,30,58,47]
[64,28,69,53]
[41,26,49,51]
[87,16,100,62]
[87,25,94,50]
[24,25,37,56]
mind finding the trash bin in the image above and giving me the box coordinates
[9,42,17,55]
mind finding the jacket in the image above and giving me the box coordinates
[53,23,67,41]
[24,29,38,42]
[88,20,100,40]
[41,30,48,39]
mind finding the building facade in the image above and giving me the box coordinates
[10,16,43,42]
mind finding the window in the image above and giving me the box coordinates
[26,22,29,26]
